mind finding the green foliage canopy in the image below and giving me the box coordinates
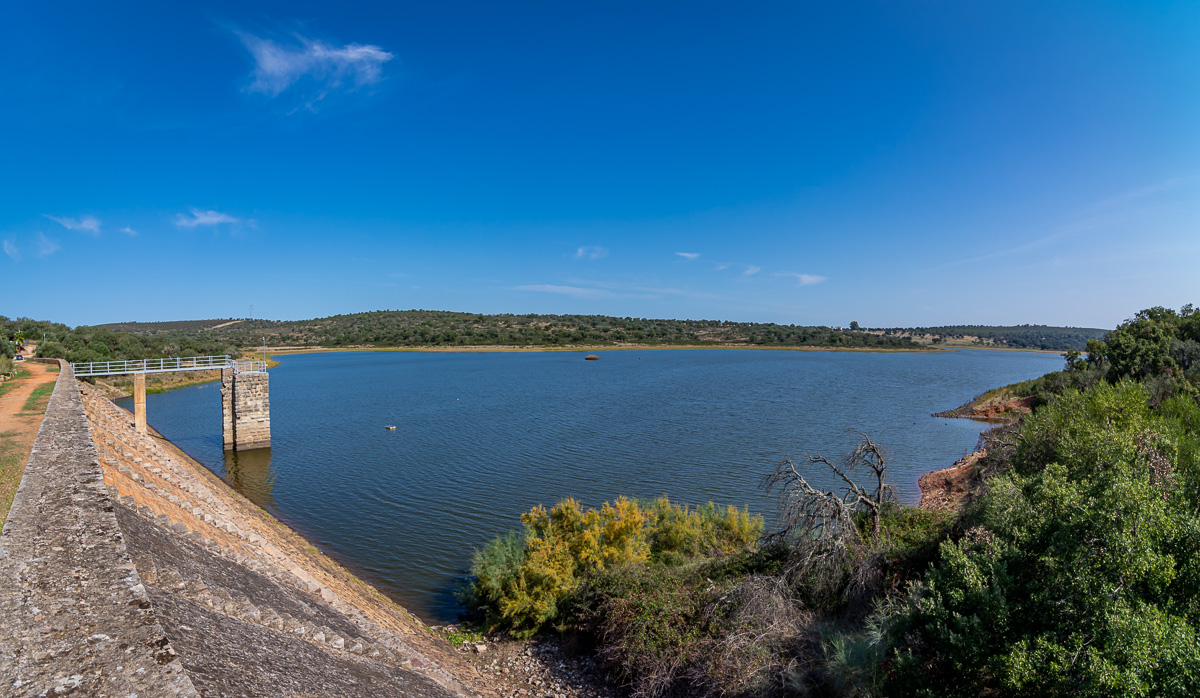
[888,382,1200,697]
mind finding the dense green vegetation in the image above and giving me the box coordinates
[877,323,1107,350]
[99,310,921,349]
[97,310,1107,351]
[885,383,1200,697]
[466,304,1200,697]
[465,497,762,640]
[1,315,240,365]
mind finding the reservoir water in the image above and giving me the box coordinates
[119,348,1062,622]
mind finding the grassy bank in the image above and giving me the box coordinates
[0,361,59,533]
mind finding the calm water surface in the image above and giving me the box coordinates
[120,348,1062,621]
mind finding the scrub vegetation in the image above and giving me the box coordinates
[1,316,238,365]
[96,310,1102,351]
[466,304,1200,697]
[101,310,920,349]
[880,324,1107,351]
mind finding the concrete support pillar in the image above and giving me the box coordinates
[221,368,271,451]
[133,373,147,434]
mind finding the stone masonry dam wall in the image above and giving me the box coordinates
[0,362,492,697]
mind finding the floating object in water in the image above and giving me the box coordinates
[385,425,397,430]
[585,354,600,361]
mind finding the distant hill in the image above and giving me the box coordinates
[870,324,1108,351]
[92,311,1105,352]
[97,310,917,350]
[94,319,242,334]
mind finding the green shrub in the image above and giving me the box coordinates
[467,496,763,639]
[646,497,761,563]
[887,381,1200,697]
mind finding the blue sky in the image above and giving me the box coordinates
[2,2,1197,329]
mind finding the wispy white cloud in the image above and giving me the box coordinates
[931,175,1200,273]
[514,284,618,299]
[1082,175,1197,214]
[238,30,394,100]
[714,262,730,271]
[175,208,239,228]
[744,265,761,276]
[574,246,608,260]
[570,279,740,304]
[121,226,138,236]
[675,252,700,260]
[2,239,18,260]
[776,272,827,286]
[45,214,100,235]
[33,232,59,257]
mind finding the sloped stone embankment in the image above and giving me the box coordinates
[0,362,496,697]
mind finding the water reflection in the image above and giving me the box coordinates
[223,448,276,509]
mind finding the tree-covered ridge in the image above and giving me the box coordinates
[1,316,240,365]
[98,310,920,349]
[96,310,1105,351]
[874,323,1108,350]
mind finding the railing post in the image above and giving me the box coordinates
[133,373,147,434]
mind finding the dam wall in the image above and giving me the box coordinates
[0,363,489,697]
[0,362,198,696]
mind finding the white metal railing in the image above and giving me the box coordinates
[69,354,267,377]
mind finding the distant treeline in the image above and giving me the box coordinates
[1,316,239,365]
[7,311,1110,362]
[97,311,918,350]
[876,323,1107,350]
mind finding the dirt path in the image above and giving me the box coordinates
[0,361,60,530]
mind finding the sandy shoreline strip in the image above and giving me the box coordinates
[265,343,945,356]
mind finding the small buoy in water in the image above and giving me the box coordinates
[385,425,397,430]
[585,354,600,361]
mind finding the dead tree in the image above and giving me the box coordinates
[763,432,895,597]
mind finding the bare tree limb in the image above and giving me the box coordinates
[762,432,896,601]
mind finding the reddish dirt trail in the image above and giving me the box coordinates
[0,361,60,527]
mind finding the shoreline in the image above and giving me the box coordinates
[264,343,946,356]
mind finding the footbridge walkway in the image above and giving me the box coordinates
[70,355,271,451]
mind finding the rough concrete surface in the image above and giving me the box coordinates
[0,362,199,697]
[0,363,483,697]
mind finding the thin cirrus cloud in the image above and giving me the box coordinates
[744,265,761,276]
[33,232,60,257]
[174,209,239,228]
[121,226,138,236]
[237,30,394,99]
[675,252,700,260]
[513,284,618,299]
[45,214,101,235]
[776,272,827,286]
[2,233,59,261]
[574,246,608,260]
